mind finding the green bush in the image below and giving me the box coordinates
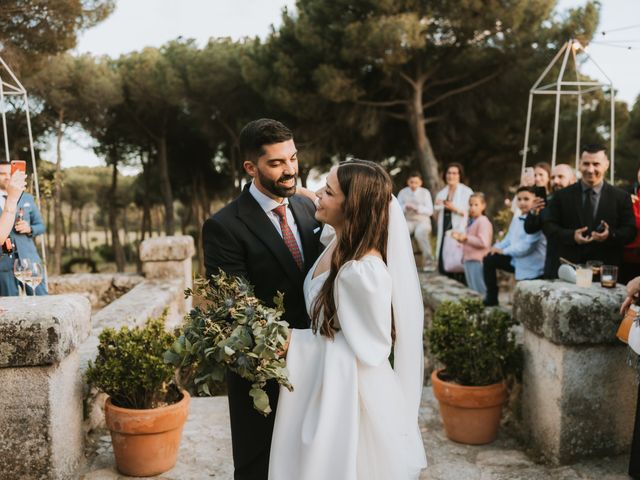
[428,298,522,386]
[85,315,180,409]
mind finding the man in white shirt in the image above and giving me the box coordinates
[397,172,434,271]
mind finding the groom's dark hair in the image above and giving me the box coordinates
[239,119,293,163]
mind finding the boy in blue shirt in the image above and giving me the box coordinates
[483,186,546,306]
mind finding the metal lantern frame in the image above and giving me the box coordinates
[521,39,616,183]
[0,56,47,271]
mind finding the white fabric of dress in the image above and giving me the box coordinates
[269,237,427,479]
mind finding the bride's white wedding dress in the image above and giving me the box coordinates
[269,234,427,479]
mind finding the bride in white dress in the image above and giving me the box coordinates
[269,160,427,480]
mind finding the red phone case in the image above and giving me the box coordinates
[10,160,26,175]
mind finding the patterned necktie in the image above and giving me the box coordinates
[272,205,304,270]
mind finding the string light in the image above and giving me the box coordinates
[599,24,640,35]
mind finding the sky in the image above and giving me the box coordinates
[43,0,640,171]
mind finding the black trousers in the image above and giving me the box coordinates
[631,381,640,478]
[227,371,279,480]
[483,253,515,306]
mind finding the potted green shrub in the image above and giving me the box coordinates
[86,316,190,477]
[427,298,521,445]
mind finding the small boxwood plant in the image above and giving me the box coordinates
[86,315,181,409]
[428,298,522,386]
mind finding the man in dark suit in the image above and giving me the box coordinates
[543,144,636,269]
[202,119,321,480]
[0,162,47,295]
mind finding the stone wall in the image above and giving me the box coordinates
[514,280,636,464]
[48,273,143,311]
[0,295,91,480]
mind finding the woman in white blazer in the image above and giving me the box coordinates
[434,163,473,280]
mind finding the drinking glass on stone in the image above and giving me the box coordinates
[13,258,31,299]
[28,262,43,301]
[575,264,593,288]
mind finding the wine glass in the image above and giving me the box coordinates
[28,262,43,301]
[13,258,31,299]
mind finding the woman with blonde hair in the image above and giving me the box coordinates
[269,159,427,479]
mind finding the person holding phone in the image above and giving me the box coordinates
[0,161,48,296]
[524,164,576,278]
[0,168,26,244]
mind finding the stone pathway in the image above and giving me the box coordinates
[81,387,630,479]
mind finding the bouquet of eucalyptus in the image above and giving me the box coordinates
[165,271,292,416]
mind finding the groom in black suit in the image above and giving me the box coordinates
[202,119,322,480]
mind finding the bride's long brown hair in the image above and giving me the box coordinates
[311,159,393,339]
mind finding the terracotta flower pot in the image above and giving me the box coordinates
[431,369,506,445]
[104,390,190,477]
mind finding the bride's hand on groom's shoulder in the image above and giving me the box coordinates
[297,186,318,206]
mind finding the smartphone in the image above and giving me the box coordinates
[10,160,26,175]
[522,167,534,185]
[533,186,547,202]
[594,220,606,234]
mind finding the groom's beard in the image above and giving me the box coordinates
[257,169,297,198]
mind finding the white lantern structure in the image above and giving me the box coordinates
[0,56,47,270]
[521,39,616,183]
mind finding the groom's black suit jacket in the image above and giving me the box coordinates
[202,184,321,480]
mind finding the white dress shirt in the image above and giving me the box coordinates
[249,182,304,262]
[0,190,6,210]
[397,186,434,220]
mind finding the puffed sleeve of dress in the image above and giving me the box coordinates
[335,257,393,367]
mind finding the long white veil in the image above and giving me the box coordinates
[387,195,428,473]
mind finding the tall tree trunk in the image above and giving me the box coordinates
[122,205,130,263]
[83,208,91,253]
[52,115,64,275]
[407,83,444,195]
[77,208,85,256]
[108,157,126,272]
[139,153,151,242]
[156,136,174,235]
[62,209,68,250]
[104,222,109,246]
[46,199,52,248]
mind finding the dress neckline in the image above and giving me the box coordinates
[310,238,335,280]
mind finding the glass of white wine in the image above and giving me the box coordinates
[28,262,43,302]
[13,258,31,299]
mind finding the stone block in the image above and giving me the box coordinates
[513,280,626,345]
[0,295,91,367]
[139,235,195,262]
[0,295,91,478]
[522,330,635,464]
[419,271,481,313]
[515,280,636,464]
[142,258,191,282]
